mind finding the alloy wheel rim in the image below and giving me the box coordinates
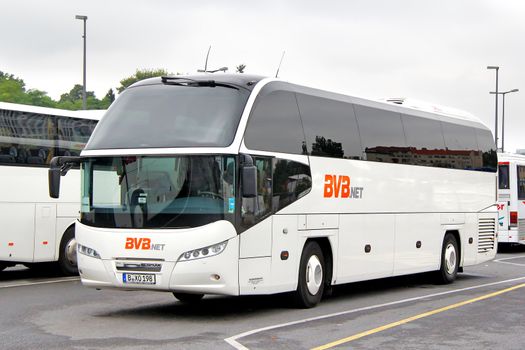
[445,243,456,275]
[65,238,78,267]
[306,255,323,295]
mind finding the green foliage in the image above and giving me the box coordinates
[236,64,246,73]
[0,70,113,110]
[0,70,56,107]
[0,67,177,111]
[117,68,170,93]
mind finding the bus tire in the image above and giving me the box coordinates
[173,293,204,303]
[294,241,325,308]
[58,226,78,276]
[435,233,459,284]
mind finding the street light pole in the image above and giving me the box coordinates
[75,15,88,110]
[490,89,519,153]
[487,66,499,147]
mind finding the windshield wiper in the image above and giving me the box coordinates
[160,76,239,90]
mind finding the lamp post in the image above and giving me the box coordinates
[487,66,499,147]
[490,89,519,152]
[75,15,88,110]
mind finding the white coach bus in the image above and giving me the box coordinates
[497,152,525,245]
[49,75,497,307]
[0,102,102,274]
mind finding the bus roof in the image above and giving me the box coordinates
[131,74,265,92]
[497,152,525,163]
[0,101,105,121]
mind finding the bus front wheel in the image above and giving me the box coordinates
[173,293,204,303]
[295,241,325,308]
[436,233,459,284]
[58,227,78,276]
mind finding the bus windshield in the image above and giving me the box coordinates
[85,84,250,150]
[80,156,236,229]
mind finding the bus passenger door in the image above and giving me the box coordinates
[239,157,274,294]
[517,165,525,243]
[33,204,57,262]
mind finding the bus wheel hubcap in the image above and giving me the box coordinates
[306,255,323,295]
[445,243,456,275]
[66,238,78,266]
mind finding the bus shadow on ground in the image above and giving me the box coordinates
[95,271,481,320]
[497,244,525,254]
[0,264,65,282]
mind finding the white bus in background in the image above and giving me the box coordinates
[497,152,525,245]
[0,102,103,274]
[50,75,498,307]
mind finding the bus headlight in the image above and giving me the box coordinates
[178,241,228,262]
[78,243,101,259]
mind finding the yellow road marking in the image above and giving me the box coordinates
[312,283,525,350]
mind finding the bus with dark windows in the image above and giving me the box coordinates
[49,74,497,307]
[0,102,102,274]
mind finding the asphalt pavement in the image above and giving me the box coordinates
[1,245,524,350]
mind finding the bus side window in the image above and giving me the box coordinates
[242,157,272,225]
[498,165,510,190]
[518,166,525,200]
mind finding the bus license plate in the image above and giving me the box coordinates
[122,273,156,285]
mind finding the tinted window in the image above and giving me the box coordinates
[355,105,406,164]
[441,122,478,151]
[241,157,272,228]
[475,128,497,172]
[273,159,311,212]
[0,109,56,166]
[296,94,362,159]
[402,115,445,150]
[401,115,447,167]
[518,166,525,200]
[57,116,97,156]
[441,122,482,170]
[244,90,306,154]
[498,165,509,189]
[86,84,250,150]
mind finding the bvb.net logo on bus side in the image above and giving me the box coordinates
[323,174,364,199]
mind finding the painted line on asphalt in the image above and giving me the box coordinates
[311,282,525,350]
[224,276,525,350]
[0,276,80,289]
[494,254,525,267]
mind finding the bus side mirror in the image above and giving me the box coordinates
[48,156,82,199]
[241,154,257,198]
[49,167,61,199]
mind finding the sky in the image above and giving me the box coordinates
[1,0,524,152]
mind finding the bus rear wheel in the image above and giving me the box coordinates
[294,241,325,308]
[435,233,459,284]
[173,293,204,303]
[58,227,78,276]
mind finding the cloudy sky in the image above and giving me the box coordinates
[1,0,524,152]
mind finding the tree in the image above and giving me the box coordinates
[0,70,56,107]
[104,88,115,104]
[117,68,169,93]
[236,64,246,73]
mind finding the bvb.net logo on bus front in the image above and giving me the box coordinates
[125,237,165,251]
[323,174,364,199]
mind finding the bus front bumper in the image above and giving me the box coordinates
[76,221,240,296]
